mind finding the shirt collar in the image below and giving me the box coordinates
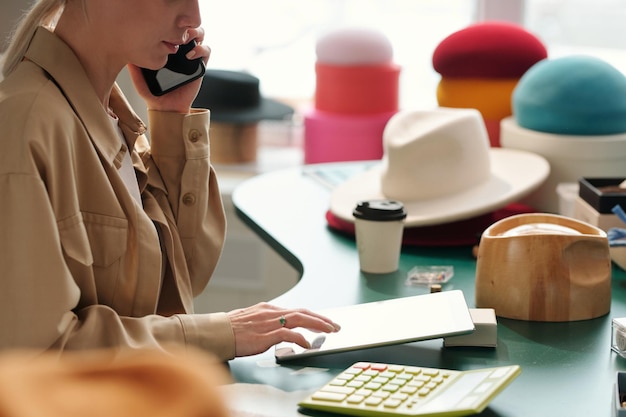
[24,27,147,165]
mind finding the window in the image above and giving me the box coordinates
[200,0,474,110]
[200,0,626,111]
[524,0,626,73]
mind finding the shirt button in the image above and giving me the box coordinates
[189,130,201,143]
[182,193,196,206]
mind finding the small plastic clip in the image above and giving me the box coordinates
[405,266,454,286]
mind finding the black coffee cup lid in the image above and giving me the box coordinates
[353,200,407,221]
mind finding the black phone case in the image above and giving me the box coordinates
[141,40,206,96]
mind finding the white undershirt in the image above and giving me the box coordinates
[108,115,142,206]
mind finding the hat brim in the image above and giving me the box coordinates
[208,98,294,124]
[329,148,550,227]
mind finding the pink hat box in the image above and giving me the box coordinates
[304,108,397,164]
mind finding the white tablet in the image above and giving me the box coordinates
[275,290,474,361]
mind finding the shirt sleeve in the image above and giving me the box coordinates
[145,109,227,295]
[142,109,235,360]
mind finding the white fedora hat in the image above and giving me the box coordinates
[329,107,550,227]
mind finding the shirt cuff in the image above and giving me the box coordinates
[177,312,236,361]
[148,109,210,160]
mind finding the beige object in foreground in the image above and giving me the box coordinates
[475,213,611,322]
[0,348,231,417]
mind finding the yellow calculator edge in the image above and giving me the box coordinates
[298,362,521,417]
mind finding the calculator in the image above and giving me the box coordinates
[298,362,521,417]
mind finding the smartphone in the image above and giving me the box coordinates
[141,40,206,96]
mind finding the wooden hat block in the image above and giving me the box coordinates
[475,213,611,322]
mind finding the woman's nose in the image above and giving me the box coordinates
[178,0,201,29]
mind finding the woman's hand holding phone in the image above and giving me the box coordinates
[127,28,210,114]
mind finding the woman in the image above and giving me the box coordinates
[0,0,339,360]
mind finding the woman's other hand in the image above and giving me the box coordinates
[227,303,341,358]
[127,27,210,114]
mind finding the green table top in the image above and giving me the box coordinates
[229,161,626,417]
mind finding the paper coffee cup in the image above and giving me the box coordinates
[353,200,406,274]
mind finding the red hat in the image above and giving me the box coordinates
[433,21,547,79]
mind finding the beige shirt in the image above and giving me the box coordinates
[0,27,235,360]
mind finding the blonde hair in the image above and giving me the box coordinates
[2,0,66,78]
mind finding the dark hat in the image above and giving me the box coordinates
[192,69,294,123]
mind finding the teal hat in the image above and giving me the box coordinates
[513,55,626,135]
